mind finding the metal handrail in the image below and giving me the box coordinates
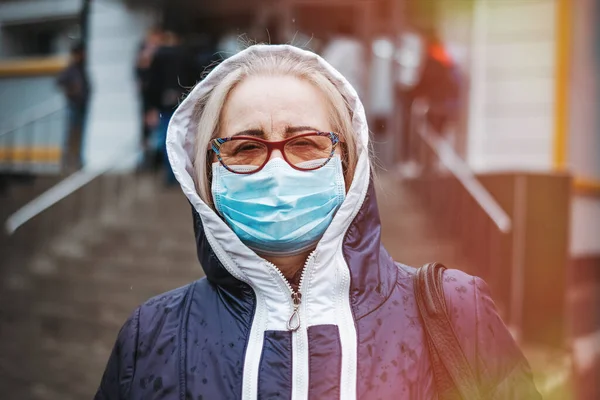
[5,148,143,234]
[411,99,512,233]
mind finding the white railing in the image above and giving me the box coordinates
[411,100,512,233]
[5,148,143,234]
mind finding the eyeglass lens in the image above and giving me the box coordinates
[218,135,333,172]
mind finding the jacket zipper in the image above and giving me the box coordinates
[266,251,315,400]
[265,250,314,332]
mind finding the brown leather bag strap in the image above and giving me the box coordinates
[413,262,481,400]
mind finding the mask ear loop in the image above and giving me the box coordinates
[210,162,221,216]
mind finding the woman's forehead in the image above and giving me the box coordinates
[219,75,333,137]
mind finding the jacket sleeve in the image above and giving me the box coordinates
[474,277,541,399]
[443,271,542,399]
[95,307,140,400]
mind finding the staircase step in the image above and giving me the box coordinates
[0,172,476,399]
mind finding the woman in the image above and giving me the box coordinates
[96,45,540,399]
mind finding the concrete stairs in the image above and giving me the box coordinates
[0,172,573,398]
[376,174,471,270]
[0,183,199,400]
[0,175,62,221]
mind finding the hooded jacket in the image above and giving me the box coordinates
[96,45,540,400]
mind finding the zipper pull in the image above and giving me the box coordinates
[287,291,302,331]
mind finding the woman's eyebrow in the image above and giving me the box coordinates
[284,125,320,135]
[232,129,264,137]
[231,126,320,138]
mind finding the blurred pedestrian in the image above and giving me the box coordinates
[146,31,196,185]
[96,44,540,399]
[394,29,461,177]
[415,30,461,135]
[135,27,163,169]
[57,42,90,171]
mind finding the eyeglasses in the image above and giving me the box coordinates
[209,131,340,174]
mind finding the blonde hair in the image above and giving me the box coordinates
[192,49,361,207]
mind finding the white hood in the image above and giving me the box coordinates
[166,44,371,285]
[165,44,372,400]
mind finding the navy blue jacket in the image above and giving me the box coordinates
[96,45,540,400]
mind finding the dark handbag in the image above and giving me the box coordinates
[413,262,483,400]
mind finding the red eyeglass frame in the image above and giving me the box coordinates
[208,131,341,174]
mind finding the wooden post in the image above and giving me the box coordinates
[478,172,570,348]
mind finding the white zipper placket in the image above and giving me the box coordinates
[265,251,315,400]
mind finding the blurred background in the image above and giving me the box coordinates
[0,0,597,398]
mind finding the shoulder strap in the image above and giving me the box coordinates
[413,262,481,400]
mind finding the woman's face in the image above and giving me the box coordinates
[218,75,338,162]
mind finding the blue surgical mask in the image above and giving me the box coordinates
[211,155,346,256]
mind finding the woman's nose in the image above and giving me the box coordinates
[268,149,284,161]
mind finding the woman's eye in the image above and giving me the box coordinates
[232,143,263,155]
[289,140,316,147]
[238,143,261,151]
